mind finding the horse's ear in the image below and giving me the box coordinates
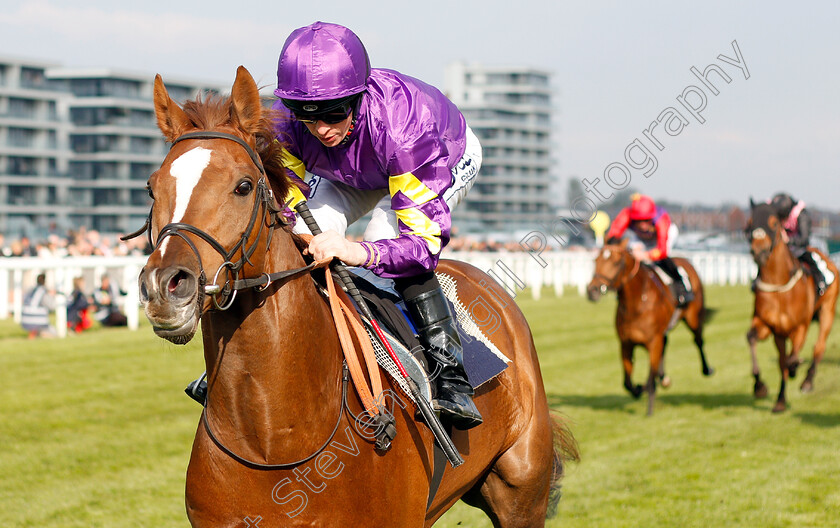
[749,196,756,209]
[619,238,628,249]
[230,66,262,136]
[153,74,192,142]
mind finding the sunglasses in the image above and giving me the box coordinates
[293,107,353,125]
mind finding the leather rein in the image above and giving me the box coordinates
[747,218,802,292]
[125,130,389,470]
[122,131,319,310]
[593,248,640,291]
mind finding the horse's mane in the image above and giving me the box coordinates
[181,92,297,207]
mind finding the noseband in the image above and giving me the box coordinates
[123,131,311,310]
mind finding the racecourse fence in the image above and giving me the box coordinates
[0,250,756,337]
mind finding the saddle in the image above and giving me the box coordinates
[344,268,510,390]
[648,263,692,304]
[801,251,835,297]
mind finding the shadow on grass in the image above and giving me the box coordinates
[548,391,759,412]
[548,393,639,413]
[793,411,840,428]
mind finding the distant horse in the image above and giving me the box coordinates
[136,66,577,527]
[586,239,714,415]
[745,201,838,413]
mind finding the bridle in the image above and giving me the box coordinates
[125,129,367,469]
[746,219,780,268]
[746,213,802,289]
[123,130,318,310]
[592,246,639,292]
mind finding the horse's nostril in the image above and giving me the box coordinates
[168,270,193,297]
[140,279,149,302]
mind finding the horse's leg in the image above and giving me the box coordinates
[657,335,671,388]
[747,317,770,399]
[684,303,714,376]
[772,333,789,413]
[621,341,643,399]
[645,336,665,416]
[786,325,807,379]
[472,411,564,528]
[802,300,835,392]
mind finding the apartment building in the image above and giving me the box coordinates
[445,62,557,233]
[0,55,221,237]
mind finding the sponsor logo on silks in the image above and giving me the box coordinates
[303,104,318,112]
[308,175,322,197]
[452,158,478,183]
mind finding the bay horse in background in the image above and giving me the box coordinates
[745,201,838,413]
[136,66,577,527]
[586,238,714,416]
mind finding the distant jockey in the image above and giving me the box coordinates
[606,194,694,307]
[770,192,826,295]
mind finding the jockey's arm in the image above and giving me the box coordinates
[361,165,449,278]
[649,212,671,260]
[606,209,630,243]
[792,208,812,247]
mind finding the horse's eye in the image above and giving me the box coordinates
[235,180,253,196]
[146,185,154,200]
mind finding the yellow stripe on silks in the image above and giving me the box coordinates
[394,207,442,255]
[389,172,438,205]
[278,148,307,207]
[280,148,306,180]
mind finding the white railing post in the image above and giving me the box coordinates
[0,268,8,319]
[12,268,23,324]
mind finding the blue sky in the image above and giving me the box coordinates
[2,0,838,210]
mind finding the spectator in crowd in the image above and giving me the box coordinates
[93,274,127,327]
[0,234,11,257]
[21,273,56,338]
[66,276,93,333]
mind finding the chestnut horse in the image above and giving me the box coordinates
[137,66,577,527]
[745,202,838,413]
[586,239,714,416]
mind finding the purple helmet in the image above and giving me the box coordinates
[274,21,370,105]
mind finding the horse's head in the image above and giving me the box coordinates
[587,238,632,301]
[746,201,782,267]
[137,66,294,344]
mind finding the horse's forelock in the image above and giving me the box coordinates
[177,92,295,208]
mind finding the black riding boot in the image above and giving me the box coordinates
[799,251,827,296]
[656,257,694,307]
[403,288,483,430]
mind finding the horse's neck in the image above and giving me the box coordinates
[200,230,343,462]
[761,234,798,283]
[618,255,644,297]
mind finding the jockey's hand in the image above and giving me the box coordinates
[305,230,367,266]
[648,248,662,260]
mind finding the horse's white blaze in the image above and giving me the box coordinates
[603,249,611,258]
[159,147,213,257]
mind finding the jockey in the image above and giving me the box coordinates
[771,192,826,295]
[271,22,482,429]
[606,194,694,307]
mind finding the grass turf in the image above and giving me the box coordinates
[2,285,839,526]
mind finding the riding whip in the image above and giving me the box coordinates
[295,202,464,468]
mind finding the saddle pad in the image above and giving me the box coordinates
[349,268,509,389]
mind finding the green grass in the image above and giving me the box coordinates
[2,286,840,527]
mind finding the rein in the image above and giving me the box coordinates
[594,250,640,291]
[132,130,391,469]
[750,219,802,293]
[123,131,317,310]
